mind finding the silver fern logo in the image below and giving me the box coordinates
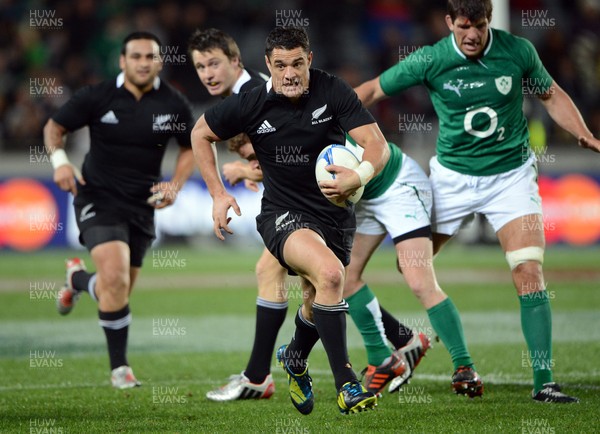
[312,104,327,120]
[311,104,332,125]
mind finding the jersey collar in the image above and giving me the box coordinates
[232,69,251,94]
[450,28,494,61]
[116,72,161,90]
[266,77,273,93]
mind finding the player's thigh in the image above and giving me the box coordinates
[429,156,474,236]
[283,228,345,291]
[90,239,131,290]
[395,236,437,292]
[256,247,288,302]
[478,157,543,237]
[257,209,353,278]
[496,214,545,252]
[345,232,386,296]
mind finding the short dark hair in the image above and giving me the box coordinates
[188,28,243,67]
[265,27,310,59]
[447,0,493,22]
[121,31,161,55]
[227,133,251,154]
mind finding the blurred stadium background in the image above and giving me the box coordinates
[0,0,599,250]
[1,2,599,431]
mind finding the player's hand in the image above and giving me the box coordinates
[222,161,248,186]
[578,135,600,153]
[213,192,242,241]
[53,164,85,196]
[147,181,180,209]
[318,164,361,202]
[244,179,260,192]
[246,160,264,182]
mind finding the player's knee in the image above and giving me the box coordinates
[505,246,544,271]
[403,269,434,302]
[406,278,430,300]
[315,264,344,294]
[97,269,130,296]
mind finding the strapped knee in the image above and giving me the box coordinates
[505,246,544,270]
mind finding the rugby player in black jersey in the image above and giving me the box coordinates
[44,32,195,389]
[189,27,268,97]
[191,27,389,415]
[188,27,288,403]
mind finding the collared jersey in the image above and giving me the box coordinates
[234,68,269,94]
[380,28,553,176]
[205,68,375,225]
[52,74,194,216]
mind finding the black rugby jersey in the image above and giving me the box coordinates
[235,68,268,94]
[52,74,193,216]
[205,68,375,225]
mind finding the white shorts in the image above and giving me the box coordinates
[430,154,542,235]
[356,154,432,241]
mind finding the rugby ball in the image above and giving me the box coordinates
[315,144,364,207]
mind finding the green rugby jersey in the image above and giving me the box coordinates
[380,28,553,176]
[345,135,402,200]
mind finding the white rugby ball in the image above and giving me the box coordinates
[315,144,365,207]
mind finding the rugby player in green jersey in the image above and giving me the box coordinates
[226,133,476,399]
[355,0,600,403]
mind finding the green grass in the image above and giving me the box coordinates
[1,244,599,433]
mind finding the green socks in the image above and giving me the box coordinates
[346,284,391,366]
[427,297,474,370]
[519,291,553,393]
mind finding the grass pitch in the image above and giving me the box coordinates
[1,243,599,433]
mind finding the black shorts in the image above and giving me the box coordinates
[256,209,355,276]
[74,194,155,267]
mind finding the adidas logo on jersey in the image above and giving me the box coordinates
[257,120,276,134]
[100,110,119,124]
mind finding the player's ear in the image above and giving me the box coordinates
[155,53,164,71]
[265,55,272,73]
[445,15,454,31]
[119,54,126,71]
[307,51,313,67]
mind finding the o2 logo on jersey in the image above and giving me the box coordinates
[464,106,506,141]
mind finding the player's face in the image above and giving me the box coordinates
[120,39,162,89]
[265,47,312,101]
[446,15,490,59]
[192,49,241,97]
[237,141,256,161]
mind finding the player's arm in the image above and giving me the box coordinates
[320,123,389,201]
[348,122,390,180]
[222,160,263,193]
[222,160,263,184]
[538,81,600,152]
[43,118,85,196]
[354,76,388,108]
[191,114,241,240]
[148,146,195,209]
